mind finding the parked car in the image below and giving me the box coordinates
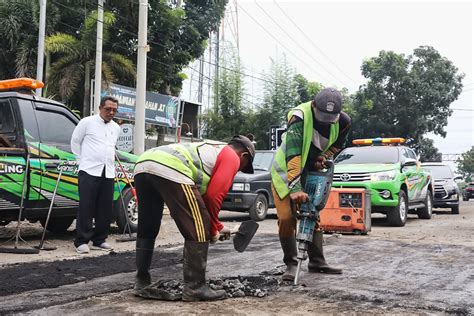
[0,78,138,232]
[421,162,461,214]
[332,137,434,227]
[463,183,474,201]
[222,150,276,221]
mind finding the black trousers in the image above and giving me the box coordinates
[74,169,114,247]
[135,173,211,242]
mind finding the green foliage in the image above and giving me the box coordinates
[456,148,474,180]
[201,53,251,141]
[294,74,323,103]
[1,0,224,114]
[349,46,464,148]
[248,55,300,149]
[417,137,441,162]
[109,0,227,95]
[45,10,135,116]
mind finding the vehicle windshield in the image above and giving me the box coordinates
[422,165,454,179]
[252,152,274,171]
[334,146,400,164]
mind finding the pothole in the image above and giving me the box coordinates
[136,275,282,301]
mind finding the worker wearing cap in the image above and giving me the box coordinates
[133,135,255,301]
[271,88,351,281]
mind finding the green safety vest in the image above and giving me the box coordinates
[271,101,339,199]
[137,142,216,195]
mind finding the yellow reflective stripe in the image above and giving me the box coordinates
[181,184,206,242]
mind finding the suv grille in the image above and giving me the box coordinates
[333,172,371,182]
[434,184,448,199]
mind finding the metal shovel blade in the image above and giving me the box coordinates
[233,220,259,252]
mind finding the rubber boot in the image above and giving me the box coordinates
[280,236,298,281]
[307,231,342,274]
[134,238,155,293]
[182,240,227,301]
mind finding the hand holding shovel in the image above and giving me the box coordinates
[216,220,259,252]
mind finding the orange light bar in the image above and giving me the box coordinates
[0,78,44,91]
[352,139,373,145]
[381,137,405,144]
[352,137,406,146]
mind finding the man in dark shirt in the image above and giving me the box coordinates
[271,88,351,281]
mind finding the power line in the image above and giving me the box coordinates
[254,1,349,88]
[237,2,337,88]
[273,0,359,87]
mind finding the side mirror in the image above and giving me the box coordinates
[402,158,417,167]
[454,175,463,182]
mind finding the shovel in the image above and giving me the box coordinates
[220,220,259,252]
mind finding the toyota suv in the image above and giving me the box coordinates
[0,78,138,233]
[332,138,433,227]
[421,162,460,214]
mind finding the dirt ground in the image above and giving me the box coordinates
[1,202,473,315]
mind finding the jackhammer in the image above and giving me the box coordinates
[294,161,334,285]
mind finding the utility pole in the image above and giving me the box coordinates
[36,0,47,96]
[197,57,204,104]
[134,0,148,155]
[214,28,220,110]
[93,0,104,115]
[207,33,212,111]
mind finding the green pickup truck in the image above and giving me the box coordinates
[332,137,434,227]
[0,78,138,233]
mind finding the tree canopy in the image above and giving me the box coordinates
[457,148,474,181]
[349,46,464,151]
[0,0,226,115]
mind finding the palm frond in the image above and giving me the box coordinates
[103,52,136,81]
[49,54,83,100]
[46,33,80,56]
[101,63,116,86]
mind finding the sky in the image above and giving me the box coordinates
[182,0,473,167]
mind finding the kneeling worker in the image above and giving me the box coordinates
[133,135,255,301]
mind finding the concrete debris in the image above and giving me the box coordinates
[137,275,281,301]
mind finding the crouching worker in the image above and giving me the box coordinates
[133,135,255,301]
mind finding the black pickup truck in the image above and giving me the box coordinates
[222,150,276,221]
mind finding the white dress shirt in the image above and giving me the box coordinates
[71,115,120,179]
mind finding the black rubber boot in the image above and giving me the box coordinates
[134,238,155,293]
[280,236,298,281]
[307,231,342,274]
[182,240,227,301]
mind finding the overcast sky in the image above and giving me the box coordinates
[183,0,473,161]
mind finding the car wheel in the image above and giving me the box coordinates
[451,205,460,214]
[417,191,433,219]
[115,187,138,233]
[249,193,268,221]
[40,217,74,233]
[387,190,408,227]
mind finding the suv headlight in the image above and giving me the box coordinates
[232,183,250,191]
[370,170,396,182]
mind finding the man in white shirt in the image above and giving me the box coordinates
[71,96,121,254]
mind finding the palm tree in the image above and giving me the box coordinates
[46,10,135,116]
[0,1,41,79]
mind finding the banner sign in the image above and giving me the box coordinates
[104,83,179,128]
